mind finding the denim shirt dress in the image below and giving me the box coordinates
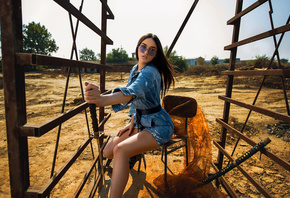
[112,63,174,146]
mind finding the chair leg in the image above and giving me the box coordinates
[161,145,164,162]
[185,139,189,166]
[137,153,146,173]
[138,155,142,173]
[164,145,167,183]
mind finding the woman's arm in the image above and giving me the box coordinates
[85,82,133,107]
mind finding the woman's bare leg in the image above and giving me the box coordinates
[109,130,159,198]
[103,128,138,159]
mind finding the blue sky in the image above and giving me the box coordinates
[20,0,290,61]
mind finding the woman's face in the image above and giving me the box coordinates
[138,38,157,67]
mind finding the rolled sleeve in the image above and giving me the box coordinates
[111,70,155,113]
[111,87,131,113]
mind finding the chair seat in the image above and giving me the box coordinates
[163,136,188,156]
[165,135,188,146]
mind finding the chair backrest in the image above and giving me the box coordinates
[162,95,197,118]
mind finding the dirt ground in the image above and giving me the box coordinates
[0,70,289,197]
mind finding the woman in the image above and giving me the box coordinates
[85,33,175,197]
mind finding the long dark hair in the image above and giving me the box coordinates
[135,33,175,97]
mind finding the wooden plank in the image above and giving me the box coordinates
[213,140,273,198]
[15,53,112,69]
[227,0,268,25]
[73,135,111,197]
[99,0,114,19]
[211,162,238,198]
[1,0,30,196]
[20,102,89,137]
[218,95,290,122]
[53,0,113,44]
[222,69,290,77]
[216,118,290,171]
[224,24,290,50]
[39,137,93,197]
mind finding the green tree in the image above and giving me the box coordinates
[164,46,188,72]
[97,53,101,60]
[254,55,269,68]
[106,48,128,64]
[197,56,205,66]
[280,58,288,64]
[210,55,219,65]
[23,21,58,55]
[223,58,230,63]
[246,59,254,66]
[80,48,97,61]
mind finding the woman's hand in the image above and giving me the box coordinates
[85,82,133,107]
[85,82,102,106]
[117,116,135,137]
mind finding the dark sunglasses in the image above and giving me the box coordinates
[138,45,157,56]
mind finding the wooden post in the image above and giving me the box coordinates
[1,0,29,196]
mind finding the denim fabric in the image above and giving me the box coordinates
[112,63,174,146]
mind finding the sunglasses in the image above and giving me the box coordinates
[138,45,157,56]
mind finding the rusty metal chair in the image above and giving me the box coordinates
[161,95,197,181]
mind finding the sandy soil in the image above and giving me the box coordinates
[0,70,289,197]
